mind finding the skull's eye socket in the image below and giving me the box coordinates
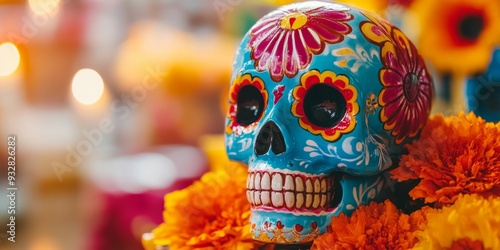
[304,84,346,128]
[236,85,265,126]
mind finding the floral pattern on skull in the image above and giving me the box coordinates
[249,1,353,82]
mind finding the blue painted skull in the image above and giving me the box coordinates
[224,1,433,245]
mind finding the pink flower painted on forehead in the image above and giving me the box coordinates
[248,3,353,82]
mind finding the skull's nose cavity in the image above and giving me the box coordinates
[255,121,287,156]
[271,124,286,155]
[255,124,272,156]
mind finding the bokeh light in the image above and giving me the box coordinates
[0,42,21,77]
[71,68,105,105]
[28,0,60,15]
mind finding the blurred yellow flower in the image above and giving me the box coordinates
[272,0,296,6]
[142,162,257,250]
[256,0,388,14]
[410,0,500,75]
[414,194,500,250]
[199,134,229,172]
[336,0,388,15]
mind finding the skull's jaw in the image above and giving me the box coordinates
[249,210,334,245]
[246,169,341,244]
[248,171,393,244]
[246,170,341,214]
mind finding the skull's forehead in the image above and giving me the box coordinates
[231,8,384,101]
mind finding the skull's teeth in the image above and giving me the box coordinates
[261,191,270,205]
[261,173,271,190]
[284,175,294,190]
[271,192,283,207]
[295,176,304,191]
[272,174,283,191]
[313,194,320,208]
[305,194,313,208]
[254,191,261,205]
[321,194,327,207]
[285,192,294,208]
[249,174,255,190]
[246,171,335,211]
[305,179,313,193]
[314,180,321,193]
[247,190,252,203]
[255,174,261,190]
[296,193,304,208]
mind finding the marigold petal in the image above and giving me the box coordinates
[391,112,500,207]
[312,200,427,250]
[415,194,500,249]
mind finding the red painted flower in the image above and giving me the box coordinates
[248,2,353,82]
[361,13,433,144]
[292,70,359,142]
[226,74,268,135]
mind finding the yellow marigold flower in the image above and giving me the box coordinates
[414,194,500,249]
[142,162,258,250]
[198,134,229,172]
[409,0,500,75]
[336,0,388,15]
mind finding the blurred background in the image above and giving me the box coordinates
[0,0,498,249]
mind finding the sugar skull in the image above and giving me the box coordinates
[225,1,433,245]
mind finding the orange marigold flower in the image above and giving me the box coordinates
[142,162,258,250]
[311,200,427,250]
[390,112,500,207]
